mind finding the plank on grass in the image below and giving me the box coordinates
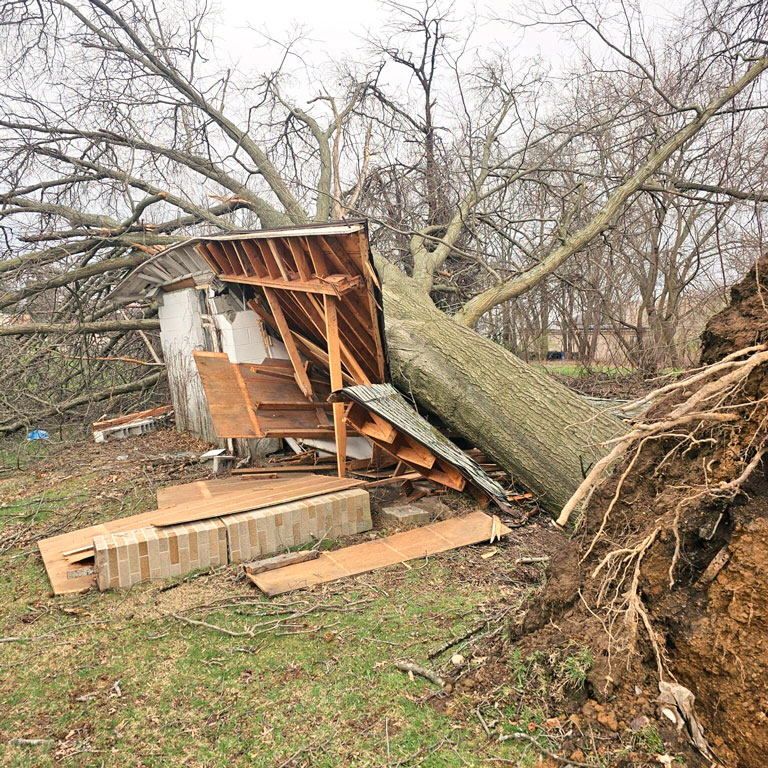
[249,511,510,596]
[150,475,364,527]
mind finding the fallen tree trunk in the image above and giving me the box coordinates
[375,258,626,513]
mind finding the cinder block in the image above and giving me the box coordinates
[93,490,371,590]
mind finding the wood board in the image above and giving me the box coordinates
[155,475,312,507]
[249,511,510,596]
[147,474,363,527]
[193,351,334,439]
[39,474,362,594]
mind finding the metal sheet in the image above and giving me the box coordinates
[334,383,512,510]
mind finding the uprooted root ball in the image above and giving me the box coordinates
[517,256,768,768]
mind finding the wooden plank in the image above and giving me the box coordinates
[93,405,172,430]
[250,511,510,596]
[262,287,313,400]
[233,466,334,475]
[253,402,334,411]
[150,475,364,527]
[284,237,312,282]
[243,549,319,575]
[357,417,398,444]
[361,472,421,488]
[324,295,346,478]
[262,428,335,437]
[266,238,291,280]
[232,362,264,437]
[220,273,361,296]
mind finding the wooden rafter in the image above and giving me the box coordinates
[262,287,314,400]
[324,295,347,477]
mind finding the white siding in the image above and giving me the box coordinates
[158,288,218,442]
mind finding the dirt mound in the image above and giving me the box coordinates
[514,257,768,768]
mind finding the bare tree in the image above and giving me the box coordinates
[0,0,766,509]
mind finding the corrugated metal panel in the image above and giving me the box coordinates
[337,384,512,511]
[111,244,211,302]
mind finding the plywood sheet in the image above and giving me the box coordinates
[193,351,333,439]
[155,475,313,507]
[249,511,510,596]
[148,474,363,527]
[193,351,258,437]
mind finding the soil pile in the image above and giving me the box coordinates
[516,257,768,768]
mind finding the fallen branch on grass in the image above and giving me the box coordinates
[427,621,487,659]
[8,738,56,748]
[394,660,444,687]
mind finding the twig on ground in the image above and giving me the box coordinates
[496,732,598,767]
[427,620,487,659]
[8,738,56,747]
[394,660,444,687]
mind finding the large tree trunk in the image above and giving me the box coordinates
[375,258,626,514]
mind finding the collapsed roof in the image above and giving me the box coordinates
[114,220,512,510]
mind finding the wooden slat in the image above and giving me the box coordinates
[263,287,313,400]
[93,405,172,430]
[250,512,510,596]
[220,273,361,296]
[324,295,346,478]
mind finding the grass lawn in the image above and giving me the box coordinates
[0,429,558,768]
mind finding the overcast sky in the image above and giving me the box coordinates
[206,0,678,106]
[216,0,682,68]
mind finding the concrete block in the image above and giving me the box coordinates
[379,504,432,527]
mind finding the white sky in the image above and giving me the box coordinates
[213,1,676,65]
[213,0,578,78]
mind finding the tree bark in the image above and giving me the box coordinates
[0,319,160,336]
[376,257,626,513]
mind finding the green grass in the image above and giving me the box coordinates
[0,433,548,768]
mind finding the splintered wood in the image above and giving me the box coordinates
[249,511,511,596]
